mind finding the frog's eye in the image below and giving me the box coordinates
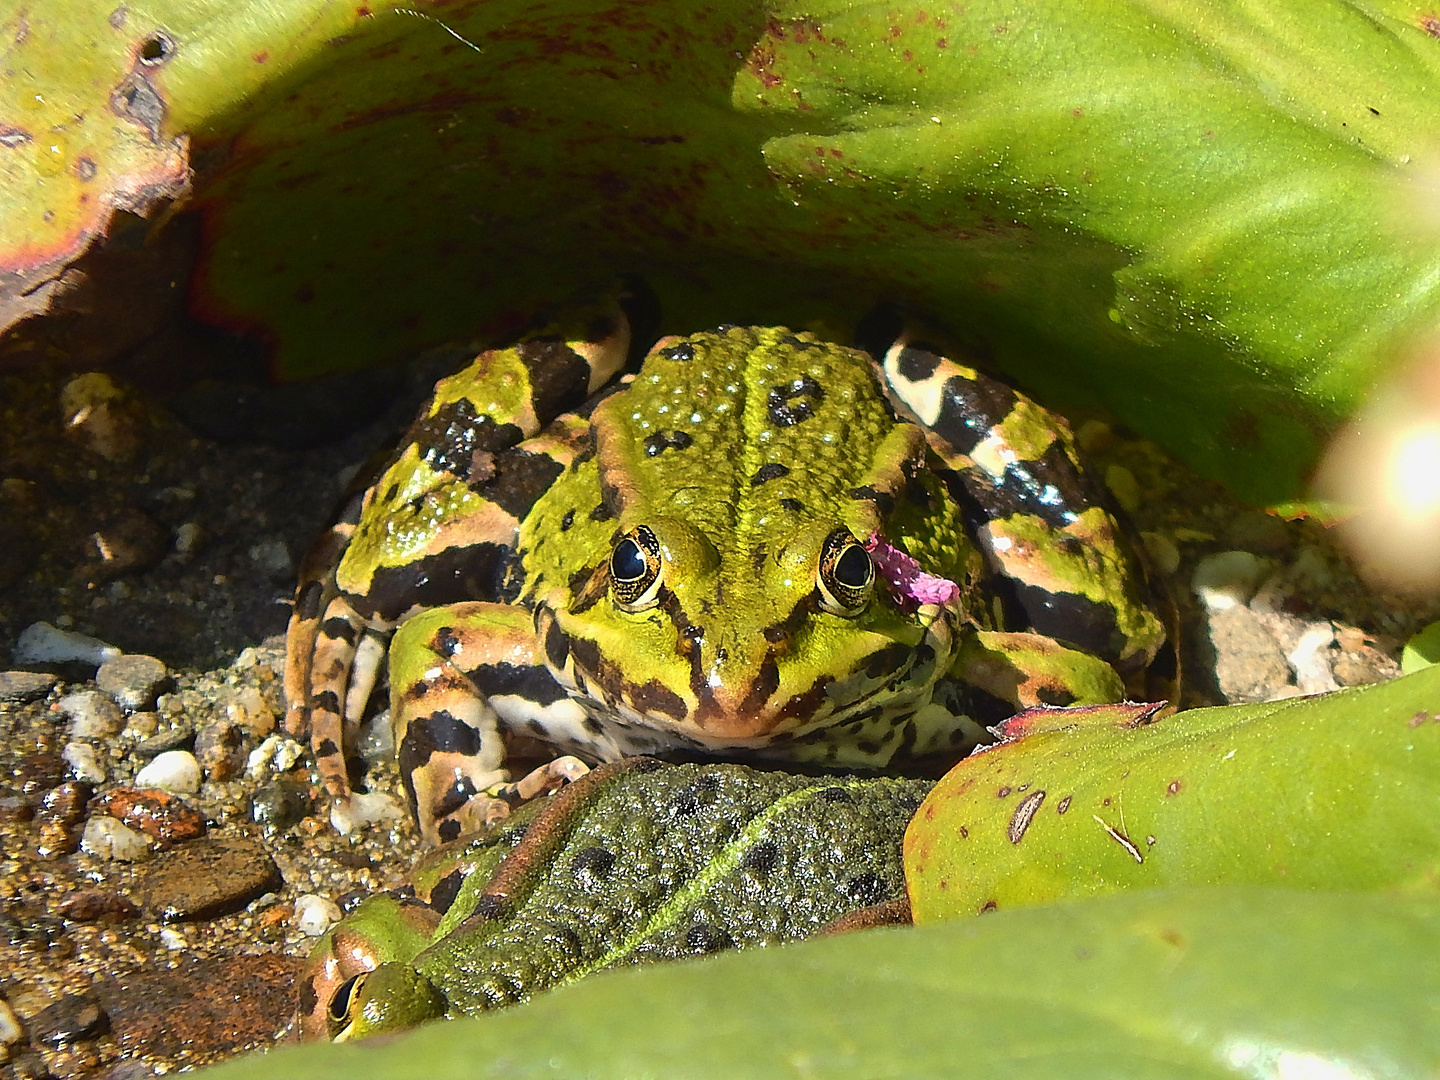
[327,972,368,1035]
[610,525,664,611]
[816,529,874,616]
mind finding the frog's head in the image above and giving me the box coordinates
[538,327,978,748]
[296,895,441,1042]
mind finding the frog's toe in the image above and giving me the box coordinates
[497,755,590,803]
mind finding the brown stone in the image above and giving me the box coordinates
[57,890,140,923]
[134,837,281,920]
[94,954,303,1059]
[91,787,206,847]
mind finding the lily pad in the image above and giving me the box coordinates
[905,664,1440,922]
[5,2,1440,502]
[194,887,1440,1079]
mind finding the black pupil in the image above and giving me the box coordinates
[329,975,361,1022]
[611,538,646,581]
[834,544,872,588]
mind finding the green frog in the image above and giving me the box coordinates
[297,758,931,1041]
[284,300,1166,845]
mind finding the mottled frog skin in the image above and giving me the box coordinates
[298,758,930,1041]
[284,307,1165,844]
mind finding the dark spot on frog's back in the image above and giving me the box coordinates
[571,846,616,885]
[513,338,593,422]
[846,872,889,905]
[767,375,824,427]
[629,679,687,720]
[413,399,523,475]
[780,498,804,513]
[750,463,790,486]
[643,430,693,457]
[662,342,695,362]
[429,869,465,914]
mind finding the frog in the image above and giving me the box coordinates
[283,296,1167,846]
[297,757,933,1041]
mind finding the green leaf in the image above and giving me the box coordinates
[196,887,1440,1079]
[906,665,1440,922]
[1402,620,1440,673]
[6,2,1440,500]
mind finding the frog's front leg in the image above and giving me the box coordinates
[874,332,1166,684]
[388,602,590,845]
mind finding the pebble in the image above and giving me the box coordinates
[62,741,107,784]
[0,671,58,704]
[292,894,342,936]
[226,686,276,739]
[355,708,394,764]
[173,520,204,559]
[58,691,125,738]
[247,537,293,581]
[1289,622,1340,696]
[36,818,82,859]
[133,722,195,758]
[1209,605,1294,703]
[80,817,154,862]
[92,787,207,847]
[39,781,93,826]
[0,794,35,822]
[134,837,283,920]
[1192,550,1273,611]
[330,790,404,835]
[27,994,107,1045]
[249,779,312,838]
[194,720,250,781]
[13,622,121,668]
[60,372,140,463]
[13,750,64,794]
[57,890,140,922]
[134,750,202,794]
[93,954,304,1062]
[96,654,169,711]
[158,927,188,951]
[245,734,305,780]
[84,508,168,582]
[0,998,22,1056]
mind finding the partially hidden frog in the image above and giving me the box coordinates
[284,301,1167,844]
[298,758,931,1040]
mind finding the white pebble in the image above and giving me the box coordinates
[1192,551,1273,611]
[135,750,202,794]
[293,894,343,936]
[158,926,188,951]
[246,734,306,779]
[13,621,121,667]
[330,791,403,835]
[1290,622,1340,696]
[58,690,124,738]
[62,741,107,784]
[81,816,153,862]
